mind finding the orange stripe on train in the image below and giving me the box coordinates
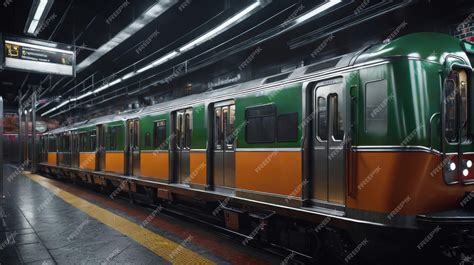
[105,152,125,174]
[140,152,169,181]
[236,151,302,196]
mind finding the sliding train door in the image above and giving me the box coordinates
[96,125,105,171]
[126,119,140,176]
[312,79,346,206]
[213,102,236,189]
[71,131,80,168]
[173,109,192,184]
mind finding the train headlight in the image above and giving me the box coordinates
[449,162,457,171]
[467,160,473,169]
[463,169,469,177]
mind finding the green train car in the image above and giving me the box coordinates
[40,33,474,263]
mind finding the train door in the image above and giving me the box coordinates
[71,131,80,168]
[311,80,346,206]
[96,125,105,171]
[213,102,236,189]
[174,109,192,184]
[127,119,140,176]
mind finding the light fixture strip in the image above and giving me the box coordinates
[26,0,52,35]
[42,0,265,116]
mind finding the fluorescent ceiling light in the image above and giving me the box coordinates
[93,84,111,94]
[42,0,264,116]
[27,20,39,34]
[294,0,341,24]
[108,79,122,87]
[180,1,261,53]
[76,0,179,72]
[25,0,53,36]
[34,0,48,20]
[136,50,179,74]
[122,72,136,80]
[76,92,93,100]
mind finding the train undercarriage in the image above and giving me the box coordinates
[38,164,474,265]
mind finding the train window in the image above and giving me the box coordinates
[317,97,328,141]
[365,80,388,135]
[277,113,298,142]
[185,111,193,148]
[332,95,344,141]
[153,120,167,149]
[177,114,184,148]
[90,132,97,151]
[445,69,470,143]
[215,108,223,148]
[145,132,151,147]
[48,137,57,152]
[79,133,86,151]
[110,127,117,150]
[246,104,276,144]
[226,105,236,146]
[134,122,139,148]
[64,134,70,150]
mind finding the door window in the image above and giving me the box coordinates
[332,95,344,141]
[215,108,223,149]
[445,69,470,143]
[317,97,328,141]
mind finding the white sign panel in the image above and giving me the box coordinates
[3,39,75,76]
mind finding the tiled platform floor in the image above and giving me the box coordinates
[0,165,278,264]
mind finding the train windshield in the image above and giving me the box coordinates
[445,69,470,143]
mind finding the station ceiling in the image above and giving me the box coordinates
[0,0,473,116]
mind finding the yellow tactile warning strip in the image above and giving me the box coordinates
[24,172,215,265]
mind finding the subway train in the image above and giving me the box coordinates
[39,32,474,263]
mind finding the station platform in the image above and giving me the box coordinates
[0,165,279,264]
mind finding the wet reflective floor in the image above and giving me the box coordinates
[0,165,280,264]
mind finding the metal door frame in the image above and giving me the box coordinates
[311,79,347,207]
[126,119,140,176]
[96,125,106,171]
[71,131,80,168]
[173,109,192,185]
[212,100,236,190]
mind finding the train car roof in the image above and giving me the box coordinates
[46,33,468,134]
